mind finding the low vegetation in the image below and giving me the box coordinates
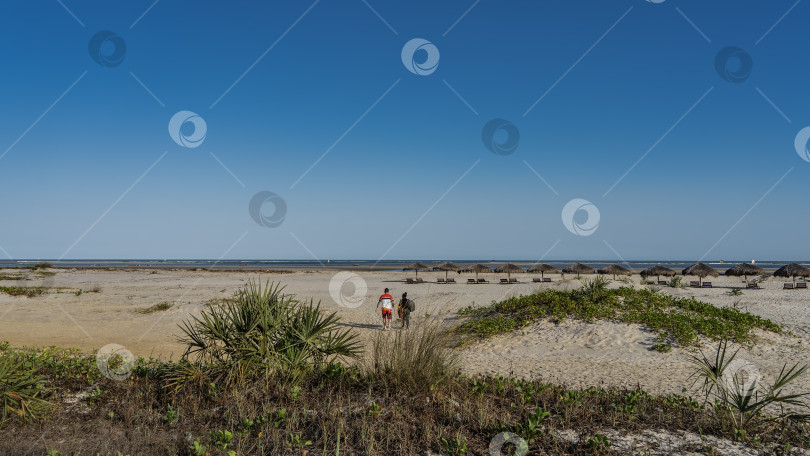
[0,286,47,297]
[456,277,781,348]
[135,302,174,314]
[0,280,806,455]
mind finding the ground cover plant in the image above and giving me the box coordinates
[456,278,781,348]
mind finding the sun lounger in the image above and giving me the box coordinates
[446,278,456,284]
[416,278,425,284]
[500,278,509,284]
[532,278,542,283]
[509,278,518,284]
[746,282,760,289]
[543,278,551,282]
[702,282,712,288]
[689,281,700,288]
[467,278,476,284]
[797,282,807,289]
[437,278,445,284]
[784,283,795,290]
[406,278,415,284]
[478,278,489,284]
[657,280,667,285]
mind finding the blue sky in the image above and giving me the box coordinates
[0,0,808,261]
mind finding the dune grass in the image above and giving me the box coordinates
[134,302,173,314]
[455,278,781,348]
[0,286,47,297]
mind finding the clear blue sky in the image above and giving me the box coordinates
[0,0,807,261]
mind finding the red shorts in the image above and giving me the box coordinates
[381,309,392,318]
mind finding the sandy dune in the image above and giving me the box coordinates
[1,268,808,397]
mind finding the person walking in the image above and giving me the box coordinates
[398,292,413,329]
[376,288,395,330]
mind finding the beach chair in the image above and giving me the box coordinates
[499,278,509,284]
[746,282,760,289]
[657,280,667,285]
[543,278,551,282]
[467,278,476,284]
[446,278,456,284]
[532,278,542,283]
[689,281,700,288]
[416,278,425,284]
[509,278,518,284]
[437,278,446,284]
[797,282,807,289]
[478,278,489,284]
[702,282,712,288]
[406,278,415,284]
[784,283,795,290]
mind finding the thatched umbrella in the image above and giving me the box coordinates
[562,263,596,276]
[774,263,810,285]
[495,263,524,281]
[682,262,718,286]
[597,264,632,280]
[433,262,461,281]
[403,262,429,278]
[464,263,492,281]
[527,263,558,280]
[640,265,676,282]
[725,263,765,285]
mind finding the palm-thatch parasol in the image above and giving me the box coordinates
[433,262,461,280]
[597,264,632,280]
[403,262,430,278]
[495,263,524,281]
[463,263,492,281]
[725,263,765,285]
[640,265,676,282]
[773,263,810,285]
[527,263,558,280]
[682,262,719,286]
[562,263,596,276]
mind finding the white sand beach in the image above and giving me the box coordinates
[1,268,808,397]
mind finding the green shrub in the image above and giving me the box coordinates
[0,356,52,423]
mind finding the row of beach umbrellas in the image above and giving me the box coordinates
[402,262,810,285]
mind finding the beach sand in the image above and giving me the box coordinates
[1,268,808,397]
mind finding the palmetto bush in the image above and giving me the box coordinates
[178,280,361,384]
[0,356,51,423]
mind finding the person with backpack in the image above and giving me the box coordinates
[376,288,395,330]
[398,292,414,329]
